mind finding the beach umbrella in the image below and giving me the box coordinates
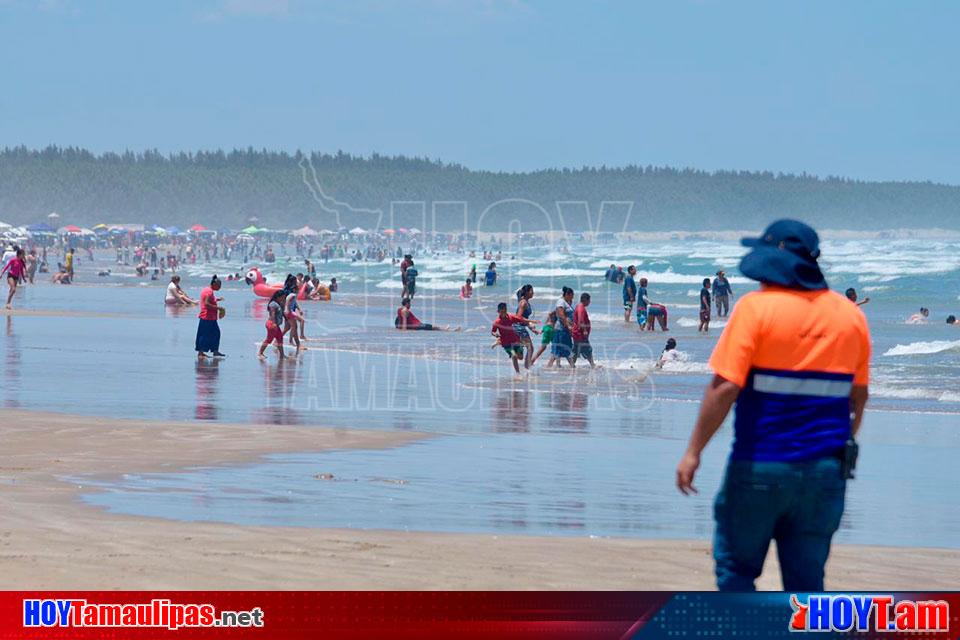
[47,212,60,220]
[60,225,82,234]
[349,227,366,235]
[26,222,54,233]
[189,224,207,232]
[398,227,410,234]
[291,225,318,237]
[382,228,396,235]
[409,227,422,235]
[0,221,12,230]
[78,227,96,236]
[165,225,181,234]
[241,225,260,234]
[92,223,108,230]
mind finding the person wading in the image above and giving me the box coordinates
[676,220,871,591]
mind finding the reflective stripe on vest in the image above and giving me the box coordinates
[752,374,852,398]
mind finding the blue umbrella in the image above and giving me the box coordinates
[26,222,55,233]
[166,226,181,234]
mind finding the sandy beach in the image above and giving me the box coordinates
[1,409,956,590]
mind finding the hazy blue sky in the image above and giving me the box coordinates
[2,0,958,183]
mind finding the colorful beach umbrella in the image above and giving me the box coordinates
[382,228,396,235]
[241,225,260,234]
[60,225,82,234]
[189,224,207,232]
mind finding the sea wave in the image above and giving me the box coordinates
[871,384,960,403]
[676,317,728,328]
[515,268,604,278]
[882,340,960,357]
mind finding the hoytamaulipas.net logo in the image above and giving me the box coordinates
[789,594,949,633]
[23,598,264,630]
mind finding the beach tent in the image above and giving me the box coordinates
[291,226,318,237]
[189,224,207,232]
[241,225,260,234]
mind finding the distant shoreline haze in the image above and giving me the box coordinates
[1,146,959,231]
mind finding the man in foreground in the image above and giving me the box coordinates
[676,220,871,591]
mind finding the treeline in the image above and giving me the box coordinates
[1,145,958,231]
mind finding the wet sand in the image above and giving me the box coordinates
[1,409,958,590]
[1,307,131,318]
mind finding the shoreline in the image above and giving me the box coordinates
[1,409,958,589]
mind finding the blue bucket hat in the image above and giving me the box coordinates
[739,219,827,290]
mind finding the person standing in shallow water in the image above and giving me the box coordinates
[196,275,225,359]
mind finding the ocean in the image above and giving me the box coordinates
[5,235,960,546]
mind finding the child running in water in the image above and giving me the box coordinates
[529,309,556,366]
[491,302,537,374]
[284,284,305,352]
[258,289,287,360]
[1,248,26,308]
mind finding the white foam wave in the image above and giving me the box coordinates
[871,384,960,403]
[882,340,960,357]
[676,317,728,328]
[373,278,463,292]
[515,268,603,277]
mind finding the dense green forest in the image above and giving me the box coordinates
[1,145,958,231]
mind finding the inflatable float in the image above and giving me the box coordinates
[244,267,331,301]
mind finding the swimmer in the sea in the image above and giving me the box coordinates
[655,338,679,369]
[907,307,930,324]
[460,278,473,299]
[947,315,958,325]
[845,287,870,306]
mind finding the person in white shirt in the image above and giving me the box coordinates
[164,275,196,306]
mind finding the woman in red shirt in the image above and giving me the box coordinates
[1,248,26,309]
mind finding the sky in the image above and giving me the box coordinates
[1,0,959,184]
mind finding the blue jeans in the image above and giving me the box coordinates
[713,458,846,592]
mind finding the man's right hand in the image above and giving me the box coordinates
[676,452,700,496]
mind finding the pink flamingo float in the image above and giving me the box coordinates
[244,267,330,300]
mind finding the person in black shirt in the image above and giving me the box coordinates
[699,278,712,333]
